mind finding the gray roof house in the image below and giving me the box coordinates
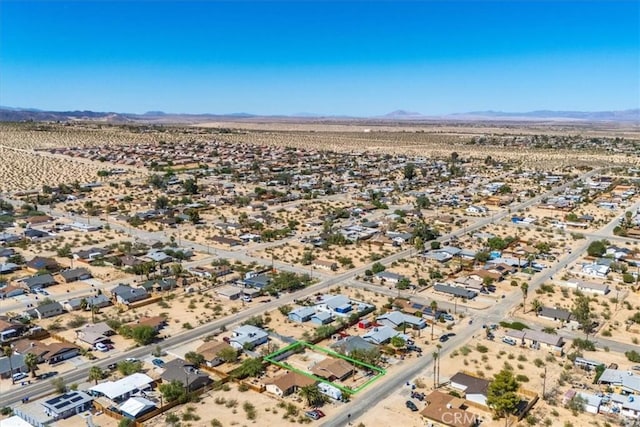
[34,301,64,319]
[433,283,477,299]
[377,311,426,329]
[110,284,149,305]
[362,326,399,345]
[229,325,269,350]
[288,306,316,323]
[41,391,93,420]
[538,307,574,323]
[20,274,57,290]
[59,268,92,283]
[330,336,376,355]
[0,353,27,378]
[161,359,212,392]
[375,271,406,283]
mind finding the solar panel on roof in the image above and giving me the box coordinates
[411,303,423,310]
[54,403,67,409]
[70,396,83,402]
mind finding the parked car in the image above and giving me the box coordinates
[305,410,325,420]
[405,400,419,412]
[502,337,517,346]
[438,335,449,343]
[125,357,138,363]
[407,345,423,353]
[95,342,108,352]
[107,363,118,371]
[38,371,58,380]
[12,372,28,382]
[411,391,425,401]
[152,358,165,367]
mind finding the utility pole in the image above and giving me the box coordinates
[542,367,547,400]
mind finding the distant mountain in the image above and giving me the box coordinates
[382,109,424,119]
[1,106,637,123]
[449,109,640,122]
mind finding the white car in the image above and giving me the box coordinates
[12,372,28,382]
[95,342,108,352]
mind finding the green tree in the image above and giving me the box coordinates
[487,369,521,426]
[131,325,158,345]
[118,419,133,427]
[117,360,143,376]
[403,162,416,180]
[155,195,170,210]
[530,299,542,315]
[231,358,265,379]
[371,262,385,274]
[217,347,239,363]
[159,379,187,402]
[89,366,105,385]
[186,208,200,224]
[587,240,607,257]
[348,348,381,366]
[396,278,411,290]
[413,236,424,253]
[51,377,67,394]
[572,295,594,340]
[299,384,325,407]
[391,336,406,348]
[24,352,39,378]
[474,250,490,264]
[185,351,205,367]
[182,178,199,195]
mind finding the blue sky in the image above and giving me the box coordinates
[1,1,638,116]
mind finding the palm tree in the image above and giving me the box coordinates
[24,352,39,378]
[432,351,439,389]
[3,346,14,384]
[430,301,438,340]
[520,283,529,313]
[531,298,543,315]
[299,384,324,407]
[89,366,104,385]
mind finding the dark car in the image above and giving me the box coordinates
[152,358,165,367]
[439,335,449,343]
[407,344,423,353]
[406,400,419,412]
[107,363,118,371]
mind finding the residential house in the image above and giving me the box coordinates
[420,390,477,427]
[74,247,109,262]
[196,340,235,367]
[19,274,57,290]
[609,393,640,420]
[243,273,271,289]
[76,322,115,346]
[330,336,376,356]
[288,306,316,323]
[89,373,155,403]
[110,284,149,305]
[576,392,603,414]
[433,284,477,300]
[0,353,27,378]
[538,307,575,325]
[118,397,157,420]
[265,371,316,397]
[59,268,92,283]
[216,285,243,300]
[229,325,269,350]
[0,284,26,299]
[376,311,426,330]
[127,316,166,333]
[0,263,20,274]
[63,294,111,312]
[504,329,565,353]
[26,256,61,273]
[375,271,407,284]
[144,251,173,264]
[33,301,64,319]
[598,369,640,394]
[312,259,338,271]
[24,228,51,240]
[139,278,177,293]
[311,357,354,381]
[362,326,399,345]
[557,279,609,295]
[13,339,80,364]
[310,311,333,325]
[315,294,353,316]
[161,359,212,392]
[41,391,93,420]
[0,318,27,342]
[449,372,491,407]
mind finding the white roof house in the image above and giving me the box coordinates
[89,373,154,401]
[118,396,157,418]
